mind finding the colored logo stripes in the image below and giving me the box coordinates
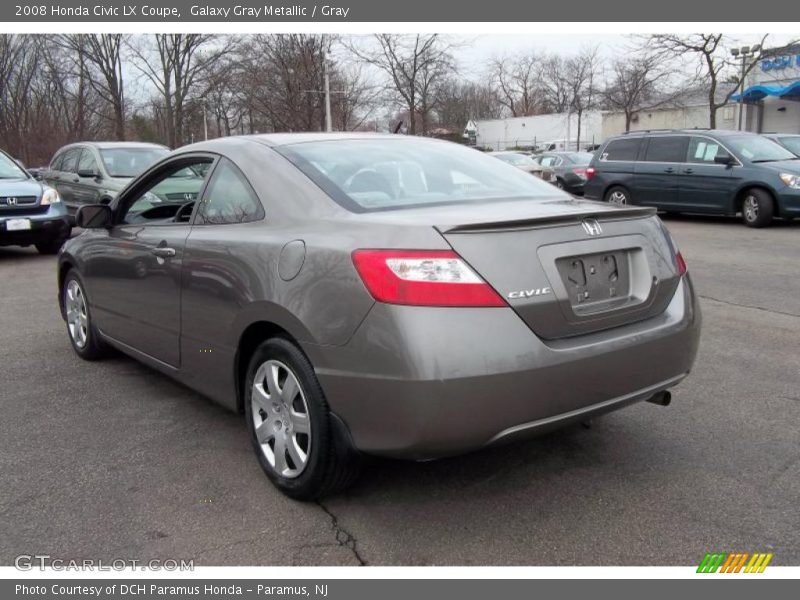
[697,552,773,573]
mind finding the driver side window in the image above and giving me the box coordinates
[118,159,213,225]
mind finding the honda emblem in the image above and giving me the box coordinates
[582,219,602,236]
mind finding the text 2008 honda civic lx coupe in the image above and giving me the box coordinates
[57,134,701,499]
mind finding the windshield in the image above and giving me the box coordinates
[493,153,535,166]
[777,136,800,157]
[566,152,594,165]
[0,152,29,179]
[100,147,169,178]
[726,135,797,163]
[277,139,559,212]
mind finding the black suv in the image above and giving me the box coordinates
[584,129,800,227]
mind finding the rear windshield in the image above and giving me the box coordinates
[100,147,169,178]
[276,139,560,213]
[0,152,29,179]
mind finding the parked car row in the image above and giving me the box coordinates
[584,129,800,227]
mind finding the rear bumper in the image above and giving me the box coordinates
[0,206,70,247]
[304,275,701,460]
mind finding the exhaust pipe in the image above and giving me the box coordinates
[646,391,672,407]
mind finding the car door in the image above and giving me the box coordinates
[53,147,82,214]
[179,158,267,402]
[83,155,216,367]
[676,136,738,213]
[632,135,689,209]
[73,147,103,207]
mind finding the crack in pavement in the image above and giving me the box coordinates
[316,500,367,566]
[698,294,800,319]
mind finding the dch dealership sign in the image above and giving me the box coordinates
[761,54,800,72]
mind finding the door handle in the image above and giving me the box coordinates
[663,167,674,173]
[151,247,176,258]
[682,168,694,174]
[72,178,80,183]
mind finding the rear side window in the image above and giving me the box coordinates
[643,136,689,162]
[600,138,642,161]
[197,159,264,225]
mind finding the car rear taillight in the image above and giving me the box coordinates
[585,166,595,180]
[572,167,588,180]
[352,249,506,307]
[676,251,687,276]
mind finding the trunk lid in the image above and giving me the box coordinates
[436,198,681,339]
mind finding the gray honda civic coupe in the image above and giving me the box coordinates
[57,133,701,499]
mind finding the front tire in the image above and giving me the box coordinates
[244,337,361,500]
[741,188,774,228]
[62,270,109,360]
[605,186,630,206]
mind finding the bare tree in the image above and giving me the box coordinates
[435,78,504,129]
[346,34,456,135]
[488,54,542,117]
[648,33,768,128]
[57,35,127,140]
[128,34,234,147]
[566,47,602,149]
[602,53,675,132]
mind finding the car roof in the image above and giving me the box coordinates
[174,132,459,155]
[58,141,168,151]
[611,129,756,140]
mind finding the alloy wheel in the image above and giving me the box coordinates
[251,360,312,478]
[65,279,88,349]
[609,190,628,205]
[743,195,759,222]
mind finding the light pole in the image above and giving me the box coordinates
[323,51,332,133]
[731,44,760,131]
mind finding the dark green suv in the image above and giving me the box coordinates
[584,129,800,227]
[42,142,204,221]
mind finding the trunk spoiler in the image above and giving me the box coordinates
[437,206,657,234]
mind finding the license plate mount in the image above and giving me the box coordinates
[556,250,631,314]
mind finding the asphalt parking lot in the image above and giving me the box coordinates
[1,215,798,567]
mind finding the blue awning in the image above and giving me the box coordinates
[732,80,800,102]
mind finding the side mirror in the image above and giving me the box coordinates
[714,153,736,166]
[77,168,100,179]
[76,204,113,229]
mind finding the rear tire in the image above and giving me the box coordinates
[62,270,110,360]
[604,186,630,206]
[741,188,774,228]
[244,337,361,500]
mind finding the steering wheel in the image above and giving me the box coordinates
[174,201,195,223]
